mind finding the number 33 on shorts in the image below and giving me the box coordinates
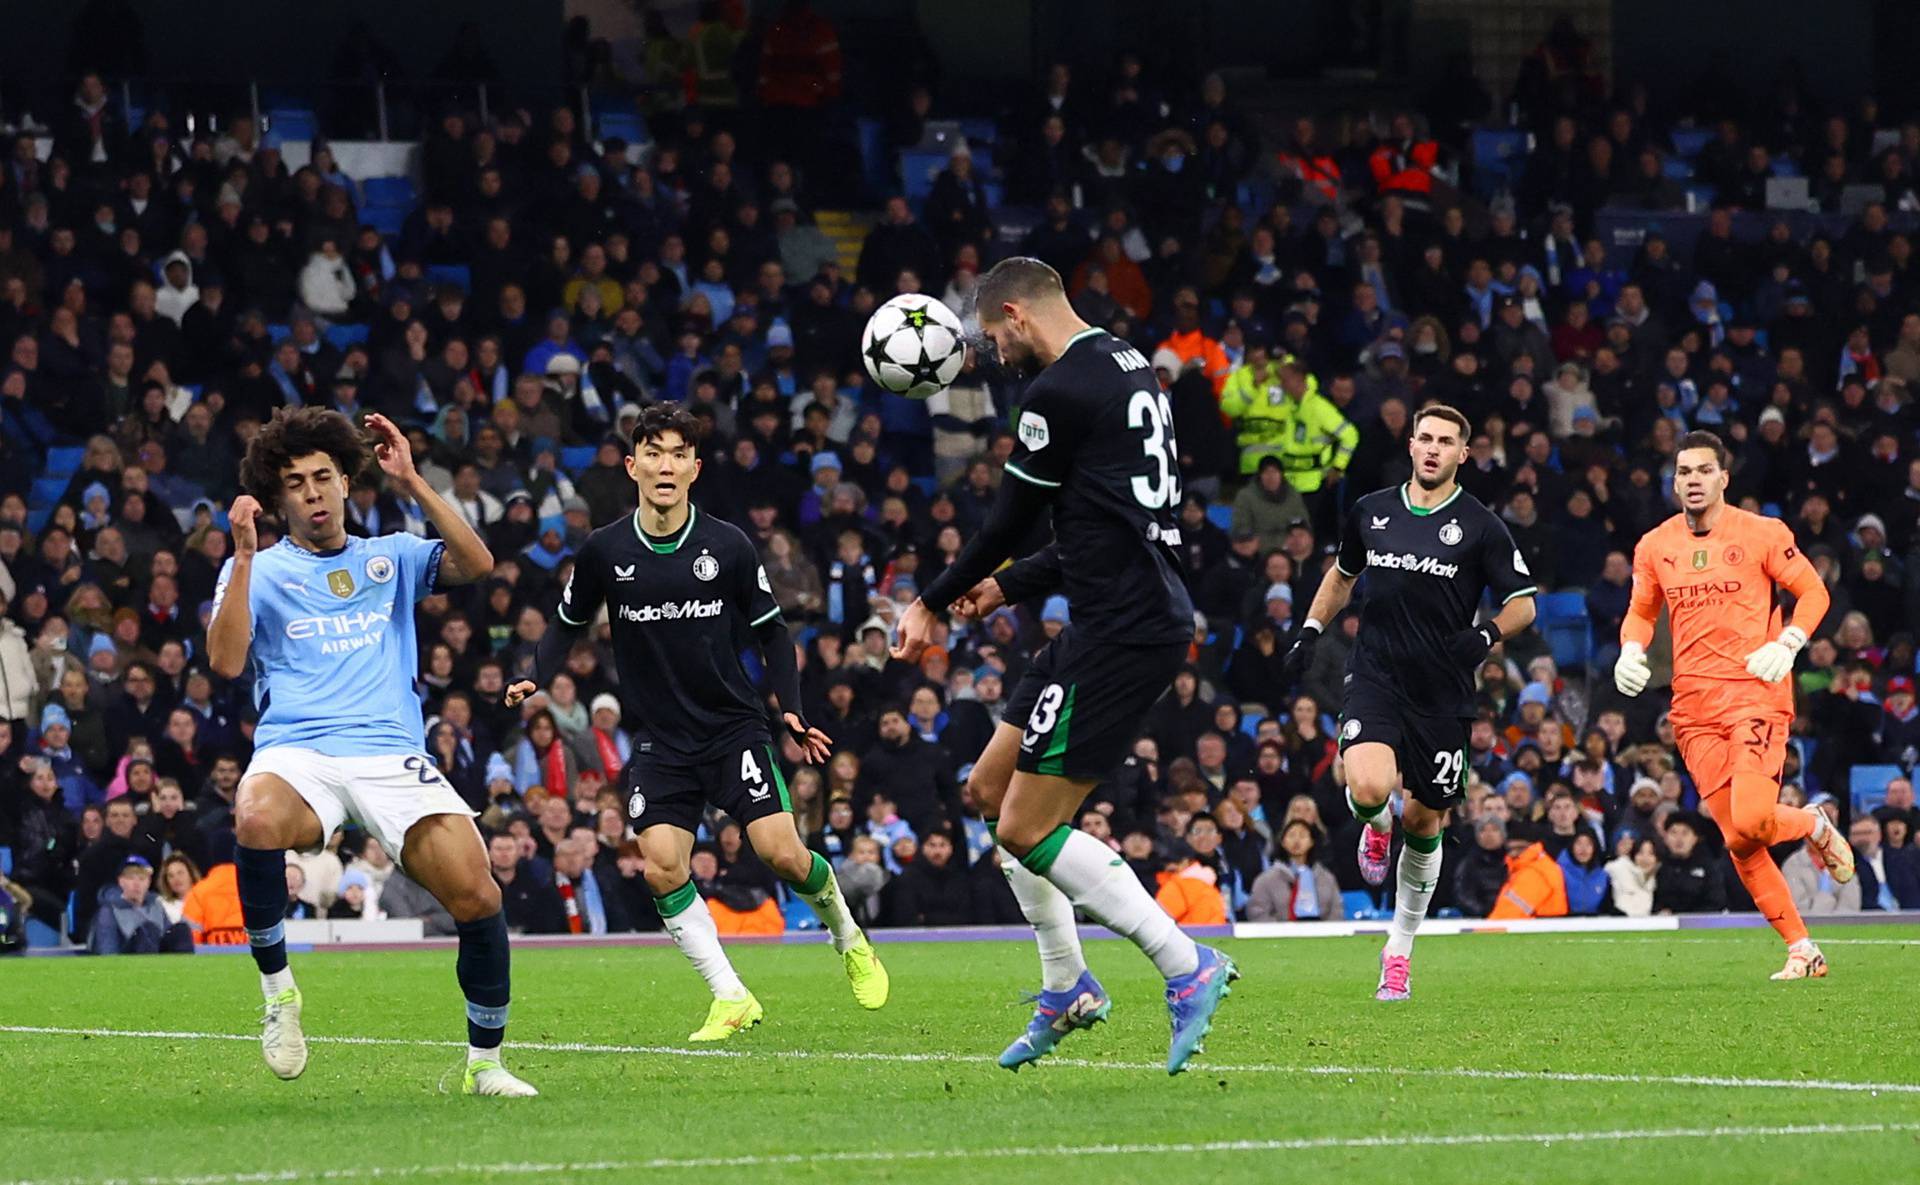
[1022,683,1067,751]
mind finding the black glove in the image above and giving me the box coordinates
[1447,621,1502,669]
[1280,622,1322,685]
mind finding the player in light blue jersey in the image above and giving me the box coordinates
[207,407,535,1097]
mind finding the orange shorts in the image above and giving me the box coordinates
[1674,711,1789,799]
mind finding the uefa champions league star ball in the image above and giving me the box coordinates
[860,293,967,398]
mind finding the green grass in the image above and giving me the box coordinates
[2,927,1917,1184]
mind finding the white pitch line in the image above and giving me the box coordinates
[1558,936,1920,946]
[4,1024,1917,1096]
[4,1122,1918,1185]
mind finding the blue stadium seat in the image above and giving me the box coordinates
[1771,157,1801,178]
[1341,889,1380,919]
[1670,127,1714,159]
[855,117,891,200]
[425,264,471,293]
[561,445,597,474]
[267,323,292,344]
[24,917,61,947]
[1238,714,1263,739]
[44,446,84,478]
[597,112,648,146]
[911,476,938,498]
[266,108,317,142]
[1536,591,1593,671]
[1849,763,1901,814]
[29,476,67,508]
[781,890,820,931]
[1684,183,1718,208]
[1471,129,1530,196]
[361,176,415,209]
[323,323,369,351]
[899,151,946,203]
[26,508,51,535]
[1206,503,1234,531]
[1662,157,1694,180]
[364,206,407,236]
[959,118,998,146]
[0,844,10,875]
[1792,738,1819,794]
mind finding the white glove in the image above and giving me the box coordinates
[1614,642,1651,697]
[1745,626,1808,684]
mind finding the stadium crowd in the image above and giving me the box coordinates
[5,10,1920,955]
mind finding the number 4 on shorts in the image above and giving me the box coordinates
[741,749,764,784]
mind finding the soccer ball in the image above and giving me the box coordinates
[861,294,967,398]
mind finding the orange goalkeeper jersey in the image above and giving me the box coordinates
[1627,506,1821,727]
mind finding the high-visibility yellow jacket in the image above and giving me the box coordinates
[1217,361,1359,486]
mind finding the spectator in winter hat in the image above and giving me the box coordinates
[1040,595,1071,640]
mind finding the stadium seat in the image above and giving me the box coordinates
[1670,127,1714,159]
[267,323,292,344]
[780,892,820,932]
[361,176,416,209]
[24,917,61,948]
[1470,129,1530,197]
[1848,763,1901,814]
[44,446,84,478]
[424,264,472,293]
[1238,714,1263,739]
[597,112,648,147]
[561,445,597,474]
[29,476,66,508]
[1684,183,1718,208]
[1661,158,1694,180]
[266,107,317,142]
[958,118,998,146]
[1341,889,1381,919]
[25,508,50,536]
[911,476,937,498]
[364,206,407,236]
[1537,591,1593,671]
[324,323,369,351]
[1206,503,1234,531]
[0,844,10,875]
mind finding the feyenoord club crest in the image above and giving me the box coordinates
[327,569,355,598]
[627,790,647,818]
[1341,718,1362,742]
[1438,520,1463,546]
[692,552,720,581]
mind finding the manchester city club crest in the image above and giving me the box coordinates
[326,569,355,598]
[692,552,720,581]
[1438,520,1463,546]
[365,555,396,584]
[627,790,647,819]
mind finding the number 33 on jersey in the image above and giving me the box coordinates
[999,328,1195,646]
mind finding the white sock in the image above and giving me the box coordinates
[1000,846,1088,992]
[1384,839,1443,959]
[797,867,864,954]
[660,890,747,1000]
[1348,786,1393,833]
[1040,828,1199,980]
[468,1044,502,1065]
[261,968,295,1000]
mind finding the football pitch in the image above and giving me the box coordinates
[2,928,1916,1185]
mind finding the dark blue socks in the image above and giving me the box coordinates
[456,911,511,1050]
[235,845,290,976]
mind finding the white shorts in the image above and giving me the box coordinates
[245,747,475,865]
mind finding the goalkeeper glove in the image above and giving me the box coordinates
[1447,620,1502,668]
[1745,626,1808,684]
[1614,642,1651,697]
[1280,621,1321,684]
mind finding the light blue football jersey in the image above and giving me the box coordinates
[215,534,445,757]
